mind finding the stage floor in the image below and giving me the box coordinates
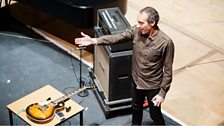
[3,0,224,125]
[0,8,179,125]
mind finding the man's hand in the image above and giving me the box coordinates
[74,32,96,46]
[151,95,164,107]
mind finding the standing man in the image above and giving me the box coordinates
[75,6,175,125]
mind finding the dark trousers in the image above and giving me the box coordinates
[132,82,165,125]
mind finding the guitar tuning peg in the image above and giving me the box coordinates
[66,106,71,112]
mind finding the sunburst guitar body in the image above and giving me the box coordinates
[26,85,94,124]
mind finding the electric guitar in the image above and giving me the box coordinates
[26,85,95,124]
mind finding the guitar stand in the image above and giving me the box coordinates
[77,47,89,97]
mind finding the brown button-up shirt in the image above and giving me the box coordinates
[96,25,175,98]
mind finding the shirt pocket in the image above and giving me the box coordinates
[142,48,161,62]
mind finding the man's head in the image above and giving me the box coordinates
[137,7,160,35]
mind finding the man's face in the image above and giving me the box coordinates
[136,12,154,35]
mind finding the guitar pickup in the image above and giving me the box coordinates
[43,104,49,109]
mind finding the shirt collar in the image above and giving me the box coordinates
[139,29,160,41]
[149,29,160,41]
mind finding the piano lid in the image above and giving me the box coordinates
[15,0,127,28]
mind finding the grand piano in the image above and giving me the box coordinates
[15,0,128,28]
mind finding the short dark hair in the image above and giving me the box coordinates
[140,7,160,26]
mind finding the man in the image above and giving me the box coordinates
[75,6,175,125]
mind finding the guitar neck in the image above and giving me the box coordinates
[53,87,86,104]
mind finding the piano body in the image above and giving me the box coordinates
[14,0,128,28]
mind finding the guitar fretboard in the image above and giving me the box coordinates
[53,87,87,104]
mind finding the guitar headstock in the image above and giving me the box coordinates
[73,84,96,93]
[84,84,96,90]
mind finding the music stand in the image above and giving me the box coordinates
[77,47,89,97]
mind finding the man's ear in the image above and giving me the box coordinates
[150,20,156,27]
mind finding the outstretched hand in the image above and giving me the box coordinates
[74,32,95,47]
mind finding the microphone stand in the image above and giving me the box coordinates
[77,47,89,97]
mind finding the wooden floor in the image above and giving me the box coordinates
[125,0,224,125]
[3,0,224,125]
